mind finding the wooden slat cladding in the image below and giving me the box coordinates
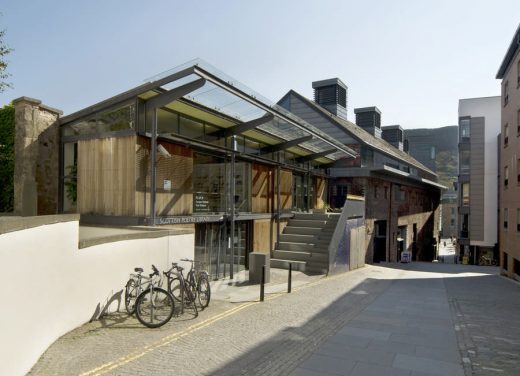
[275,169,293,210]
[315,177,326,209]
[77,136,136,216]
[253,219,275,253]
[135,137,193,216]
[252,163,274,213]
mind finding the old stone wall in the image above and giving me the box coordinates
[13,97,62,215]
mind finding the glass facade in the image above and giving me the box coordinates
[192,153,251,213]
[194,221,250,279]
[64,103,136,137]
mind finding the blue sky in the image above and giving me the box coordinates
[0,0,518,128]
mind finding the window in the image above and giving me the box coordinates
[504,81,509,106]
[459,150,470,173]
[450,218,455,226]
[503,252,508,271]
[517,158,520,183]
[461,183,470,206]
[504,208,508,230]
[517,209,520,232]
[517,60,520,87]
[504,124,509,146]
[179,116,204,138]
[461,214,469,238]
[517,110,520,135]
[505,166,509,188]
[460,119,470,138]
[430,146,436,159]
[451,207,456,215]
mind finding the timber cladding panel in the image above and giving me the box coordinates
[252,163,274,213]
[253,218,289,253]
[315,177,326,209]
[277,169,293,210]
[253,219,274,253]
[135,137,193,216]
[77,136,136,216]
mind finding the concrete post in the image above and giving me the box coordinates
[13,97,62,216]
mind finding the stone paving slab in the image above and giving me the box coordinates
[290,264,467,376]
[27,262,520,376]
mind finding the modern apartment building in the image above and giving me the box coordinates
[457,96,501,264]
[496,24,520,278]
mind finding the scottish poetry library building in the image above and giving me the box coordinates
[58,60,357,279]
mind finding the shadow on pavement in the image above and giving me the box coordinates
[205,265,519,376]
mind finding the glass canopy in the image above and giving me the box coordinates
[143,59,357,163]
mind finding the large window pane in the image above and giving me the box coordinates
[193,153,226,213]
[157,109,179,134]
[460,119,470,139]
[461,183,470,206]
[179,116,204,138]
[459,150,470,174]
[64,103,135,136]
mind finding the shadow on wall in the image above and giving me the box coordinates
[89,290,123,323]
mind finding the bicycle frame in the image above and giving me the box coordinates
[165,263,196,315]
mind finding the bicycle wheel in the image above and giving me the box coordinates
[168,278,182,302]
[197,276,211,309]
[135,287,175,328]
[125,279,137,314]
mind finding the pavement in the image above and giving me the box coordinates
[28,262,520,376]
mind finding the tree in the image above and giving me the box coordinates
[0,27,13,93]
[0,104,14,212]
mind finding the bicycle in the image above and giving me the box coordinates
[164,263,199,316]
[479,255,497,266]
[133,265,175,328]
[124,267,146,314]
[169,259,211,310]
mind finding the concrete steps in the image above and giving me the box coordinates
[283,226,323,235]
[271,212,340,274]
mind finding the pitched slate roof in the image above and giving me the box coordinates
[284,90,436,177]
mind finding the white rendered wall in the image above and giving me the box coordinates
[0,220,194,376]
[458,96,501,247]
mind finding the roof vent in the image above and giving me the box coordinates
[312,78,348,121]
[354,106,382,138]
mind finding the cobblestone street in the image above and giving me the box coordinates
[29,263,519,376]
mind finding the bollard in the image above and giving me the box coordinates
[260,265,265,302]
[288,263,292,293]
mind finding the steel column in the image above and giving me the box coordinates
[276,152,281,248]
[150,107,158,225]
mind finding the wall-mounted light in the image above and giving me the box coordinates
[157,144,171,158]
